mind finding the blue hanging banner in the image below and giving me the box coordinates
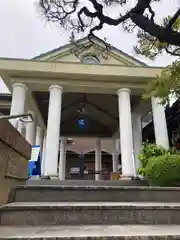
[28,145,41,178]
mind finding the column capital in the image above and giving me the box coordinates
[12,83,28,92]
[49,85,63,92]
[117,88,131,95]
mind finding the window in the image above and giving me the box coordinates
[81,55,100,64]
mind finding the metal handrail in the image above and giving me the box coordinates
[0,113,34,122]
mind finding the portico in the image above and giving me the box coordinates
[0,36,169,180]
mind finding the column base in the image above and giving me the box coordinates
[41,176,50,180]
[41,174,59,180]
[41,176,60,180]
[59,177,66,180]
[131,176,141,181]
[50,176,59,180]
[120,175,140,180]
[29,175,41,180]
[137,175,145,180]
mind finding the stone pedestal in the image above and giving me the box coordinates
[0,119,31,205]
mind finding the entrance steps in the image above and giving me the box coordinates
[1,201,180,225]
[0,225,180,239]
[14,185,180,202]
[1,182,180,238]
[26,179,148,186]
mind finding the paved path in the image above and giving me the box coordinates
[0,225,180,238]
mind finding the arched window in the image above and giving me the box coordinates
[81,54,100,64]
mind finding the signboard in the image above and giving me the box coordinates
[28,145,41,178]
[30,145,40,162]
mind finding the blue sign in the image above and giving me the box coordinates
[28,145,41,178]
[28,161,35,177]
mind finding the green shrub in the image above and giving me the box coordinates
[145,154,180,186]
[137,141,169,176]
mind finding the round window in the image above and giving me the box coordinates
[81,55,100,64]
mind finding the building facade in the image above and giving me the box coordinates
[0,36,169,180]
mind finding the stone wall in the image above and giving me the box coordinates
[0,119,31,205]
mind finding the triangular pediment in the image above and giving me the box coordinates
[33,36,145,67]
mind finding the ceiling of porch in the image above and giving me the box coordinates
[33,92,140,137]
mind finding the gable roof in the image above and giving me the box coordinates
[33,35,147,66]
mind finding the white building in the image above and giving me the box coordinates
[0,36,169,180]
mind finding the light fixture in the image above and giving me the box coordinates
[77,118,85,128]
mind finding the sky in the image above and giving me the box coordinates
[0,0,179,93]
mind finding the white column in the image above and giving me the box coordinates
[10,83,28,127]
[36,126,44,169]
[117,88,134,178]
[41,135,46,176]
[59,137,66,180]
[116,139,120,153]
[112,152,119,172]
[44,85,63,177]
[132,112,142,170]
[151,97,169,149]
[17,120,25,135]
[95,139,102,181]
[26,110,36,145]
[36,126,43,146]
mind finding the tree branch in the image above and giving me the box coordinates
[130,13,180,47]
[38,0,180,47]
[166,8,180,29]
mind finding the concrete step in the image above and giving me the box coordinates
[1,202,180,226]
[26,179,148,186]
[0,225,180,239]
[13,185,180,202]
